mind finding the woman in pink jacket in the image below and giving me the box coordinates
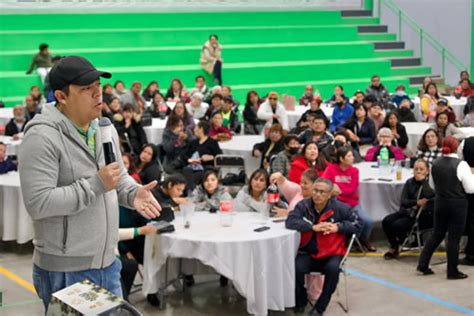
[323,146,376,252]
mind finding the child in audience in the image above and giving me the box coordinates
[382,159,434,259]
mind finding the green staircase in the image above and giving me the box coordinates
[0,10,435,107]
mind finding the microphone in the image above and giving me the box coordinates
[99,117,116,165]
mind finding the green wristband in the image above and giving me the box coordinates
[134,227,139,238]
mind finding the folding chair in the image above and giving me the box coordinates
[214,154,246,196]
[400,206,433,252]
[309,233,356,313]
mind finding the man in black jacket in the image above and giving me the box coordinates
[286,178,360,315]
[460,136,474,266]
[5,105,28,138]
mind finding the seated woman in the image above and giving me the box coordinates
[209,112,233,142]
[182,121,222,191]
[380,112,409,149]
[342,104,376,153]
[234,169,288,217]
[322,130,362,164]
[114,103,148,156]
[136,144,162,185]
[288,141,328,183]
[326,85,349,106]
[243,90,265,135]
[142,81,160,102]
[149,93,170,118]
[270,168,320,212]
[430,111,464,141]
[162,117,195,174]
[415,128,442,165]
[165,78,189,103]
[122,152,141,183]
[270,134,300,177]
[420,83,440,122]
[365,128,405,161]
[323,146,376,252]
[253,123,286,169]
[382,159,434,259]
[152,174,188,223]
[294,95,328,134]
[191,169,232,212]
[167,101,195,132]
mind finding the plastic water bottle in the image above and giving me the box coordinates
[219,200,233,227]
[379,146,390,178]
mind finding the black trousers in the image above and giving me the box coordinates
[295,254,342,313]
[464,194,474,259]
[182,166,204,193]
[213,60,222,85]
[418,198,468,276]
[120,255,139,301]
[382,211,414,249]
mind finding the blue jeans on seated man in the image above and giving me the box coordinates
[33,258,123,312]
[352,204,374,242]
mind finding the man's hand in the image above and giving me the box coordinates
[312,223,327,232]
[133,181,161,219]
[417,198,428,207]
[99,162,121,191]
[272,206,288,218]
[322,223,339,235]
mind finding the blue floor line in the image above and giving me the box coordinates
[346,268,474,315]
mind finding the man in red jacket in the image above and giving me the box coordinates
[286,178,360,315]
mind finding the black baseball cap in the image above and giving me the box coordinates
[49,56,111,91]
[437,98,448,106]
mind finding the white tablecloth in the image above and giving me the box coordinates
[0,171,34,244]
[287,104,334,129]
[402,122,474,153]
[356,162,412,221]
[412,96,467,121]
[219,135,264,176]
[143,212,299,315]
[0,108,13,126]
[0,135,22,156]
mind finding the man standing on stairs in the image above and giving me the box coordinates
[366,75,392,110]
[200,34,223,85]
[26,43,53,85]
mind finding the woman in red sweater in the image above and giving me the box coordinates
[288,142,327,183]
[209,112,232,142]
[322,146,375,252]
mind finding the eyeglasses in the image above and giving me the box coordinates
[313,189,330,195]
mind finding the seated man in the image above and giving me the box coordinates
[286,178,360,315]
[298,114,333,150]
[220,96,240,134]
[5,105,28,139]
[299,84,314,106]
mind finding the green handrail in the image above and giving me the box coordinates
[377,0,468,78]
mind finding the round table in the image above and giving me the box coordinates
[402,122,474,153]
[412,96,467,122]
[219,135,264,176]
[356,162,413,222]
[0,171,34,244]
[287,104,334,129]
[143,212,299,315]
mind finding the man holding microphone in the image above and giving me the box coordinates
[19,56,161,311]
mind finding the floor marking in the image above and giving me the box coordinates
[0,265,36,295]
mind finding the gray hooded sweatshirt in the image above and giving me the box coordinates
[19,104,139,272]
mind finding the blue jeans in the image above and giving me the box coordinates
[353,204,374,242]
[32,258,123,312]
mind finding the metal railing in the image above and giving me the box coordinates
[376,0,468,79]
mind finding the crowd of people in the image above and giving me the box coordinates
[3,47,474,315]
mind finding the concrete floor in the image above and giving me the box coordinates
[0,241,473,316]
